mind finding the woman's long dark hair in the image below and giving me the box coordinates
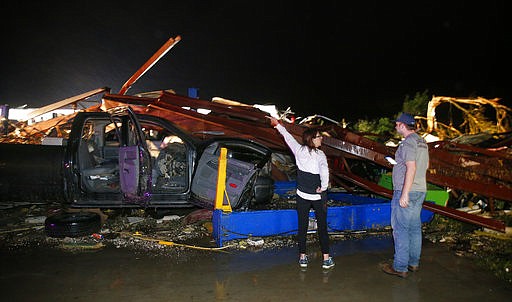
[302,128,320,152]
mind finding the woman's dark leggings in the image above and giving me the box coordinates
[296,195,330,255]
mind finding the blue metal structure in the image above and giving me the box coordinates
[212,182,435,247]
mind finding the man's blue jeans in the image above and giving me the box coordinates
[391,190,426,272]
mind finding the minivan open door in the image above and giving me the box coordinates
[109,106,152,204]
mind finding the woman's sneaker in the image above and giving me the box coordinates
[322,257,335,269]
[299,256,309,268]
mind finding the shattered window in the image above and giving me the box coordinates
[220,143,268,168]
[104,121,121,146]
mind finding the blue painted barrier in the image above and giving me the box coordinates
[212,181,435,247]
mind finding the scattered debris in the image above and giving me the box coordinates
[246,237,264,247]
[424,214,512,284]
[1,200,510,284]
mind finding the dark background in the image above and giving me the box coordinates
[1,1,509,121]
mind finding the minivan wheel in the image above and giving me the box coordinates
[45,212,101,238]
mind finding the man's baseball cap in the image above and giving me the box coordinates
[395,113,416,126]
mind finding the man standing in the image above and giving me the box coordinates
[382,112,429,278]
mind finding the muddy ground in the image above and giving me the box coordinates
[0,200,511,285]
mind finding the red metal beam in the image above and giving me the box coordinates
[331,170,507,232]
[119,36,181,95]
[422,202,506,232]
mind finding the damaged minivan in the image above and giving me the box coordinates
[0,106,274,210]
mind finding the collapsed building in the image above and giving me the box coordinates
[1,36,510,233]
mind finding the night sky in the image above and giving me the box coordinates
[1,1,509,121]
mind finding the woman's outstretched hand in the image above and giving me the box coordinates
[266,116,280,127]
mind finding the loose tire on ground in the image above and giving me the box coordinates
[45,212,101,238]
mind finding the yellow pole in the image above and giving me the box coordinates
[215,147,232,212]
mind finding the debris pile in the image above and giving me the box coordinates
[1,201,511,284]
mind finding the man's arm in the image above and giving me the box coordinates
[400,160,416,207]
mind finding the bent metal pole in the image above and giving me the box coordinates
[119,35,182,95]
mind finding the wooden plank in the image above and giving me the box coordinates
[24,87,109,121]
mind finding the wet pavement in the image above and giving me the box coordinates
[1,234,510,302]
